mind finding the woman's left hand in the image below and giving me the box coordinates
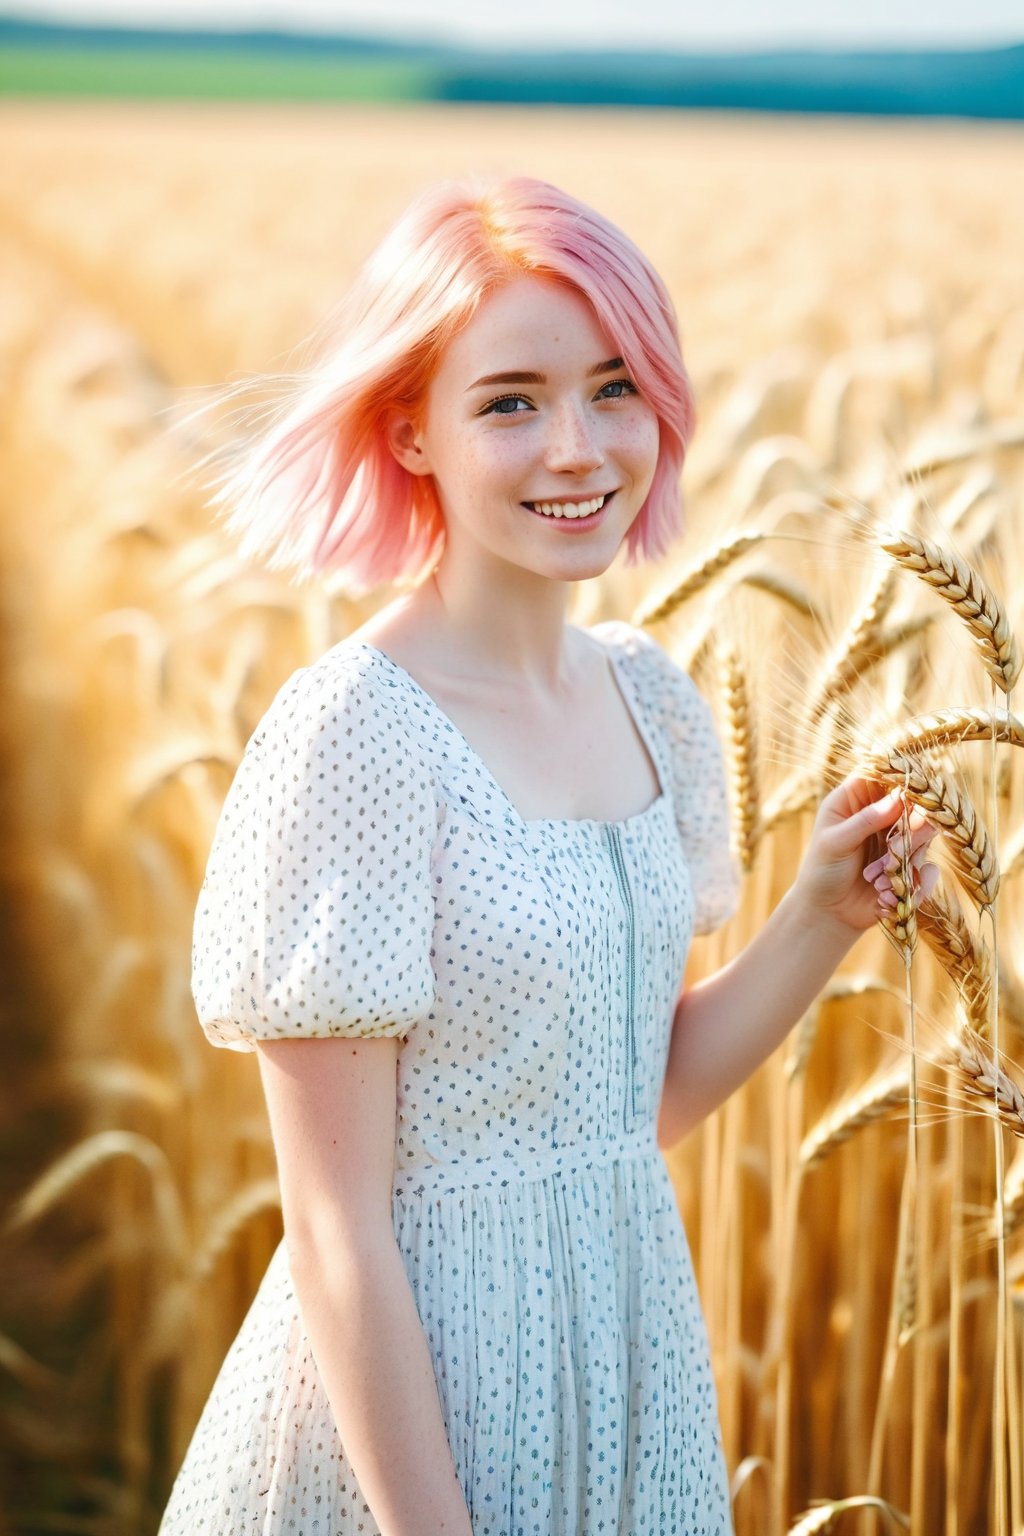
[789,773,941,936]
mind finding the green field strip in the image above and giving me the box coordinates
[0,46,438,99]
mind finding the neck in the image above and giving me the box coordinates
[414,561,583,695]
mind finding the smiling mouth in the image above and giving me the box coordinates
[522,491,614,520]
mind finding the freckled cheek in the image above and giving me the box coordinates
[472,440,536,496]
[615,416,661,489]
[436,438,532,507]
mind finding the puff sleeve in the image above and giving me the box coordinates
[191,655,440,1051]
[624,625,741,934]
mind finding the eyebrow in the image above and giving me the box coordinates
[466,357,625,391]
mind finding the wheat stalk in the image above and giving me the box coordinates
[899,420,1024,481]
[735,566,821,621]
[896,1209,919,1348]
[916,888,993,1035]
[192,1178,282,1282]
[996,1155,1024,1241]
[632,530,766,625]
[1004,826,1024,881]
[4,1130,188,1266]
[946,1022,1024,1138]
[878,527,1022,693]
[784,977,903,1083]
[788,1495,910,1533]
[878,707,1024,759]
[877,806,919,962]
[761,771,821,834]
[1000,963,1024,1041]
[858,747,1000,911]
[809,565,900,723]
[800,1063,911,1169]
[717,641,761,873]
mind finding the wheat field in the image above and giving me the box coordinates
[0,100,1022,1535]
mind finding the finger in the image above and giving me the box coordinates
[909,843,935,874]
[823,785,907,855]
[877,888,899,909]
[884,819,939,866]
[897,821,940,858]
[912,862,941,905]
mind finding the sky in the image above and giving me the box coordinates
[6,0,1023,50]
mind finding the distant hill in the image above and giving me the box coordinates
[1,15,1021,119]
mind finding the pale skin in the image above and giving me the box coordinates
[254,274,939,1534]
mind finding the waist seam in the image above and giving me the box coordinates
[391,1125,660,1200]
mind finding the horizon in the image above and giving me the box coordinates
[2,0,1022,52]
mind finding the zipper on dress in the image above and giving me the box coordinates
[603,825,639,1125]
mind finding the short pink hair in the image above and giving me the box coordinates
[194,176,697,595]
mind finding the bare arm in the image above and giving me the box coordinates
[256,1035,474,1536]
[658,776,939,1148]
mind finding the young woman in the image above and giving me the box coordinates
[160,176,938,1535]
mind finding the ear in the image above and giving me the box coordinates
[384,410,433,477]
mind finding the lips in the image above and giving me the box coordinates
[523,490,615,521]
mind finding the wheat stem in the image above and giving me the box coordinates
[632,530,766,625]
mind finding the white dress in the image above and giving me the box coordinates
[160,618,740,1535]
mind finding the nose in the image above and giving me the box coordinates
[543,398,605,476]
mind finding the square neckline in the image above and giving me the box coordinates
[346,626,670,834]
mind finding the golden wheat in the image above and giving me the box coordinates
[947,1022,1024,1138]
[734,567,821,621]
[787,1496,910,1533]
[898,421,1024,482]
[809,565,900,723]
[632,530,766,626]
[878,707,1024,759]
[878,528,1022,694]
[3,102,1022,1536]
[915,888,992,1034]
[877,808,919,961]
[717,640,761,874]
[799,1063,911,1168]
[859,747,1000,910]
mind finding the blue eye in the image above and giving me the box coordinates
[481,394,532,416]
[598,379,638,400]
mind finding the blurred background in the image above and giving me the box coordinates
[1,3,1023,1533]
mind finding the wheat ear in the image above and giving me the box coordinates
[899,420,1024,481]
[788,1496,910,1533]
[878,707,1024,758]
[877,806,919,962]
[733,566,821,621]
[859,747,1000,911]
[947,1021,1024,1138]
[878,527,1022,693]
[761,771,821,834]
[916,888,992,1036]
[717,642,761,873]
[809,565,899,723]
[800,1063,911,1169]
[632,530,765,625]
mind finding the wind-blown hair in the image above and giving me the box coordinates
[186,175,698,595]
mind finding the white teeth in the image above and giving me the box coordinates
[531,495,607,520]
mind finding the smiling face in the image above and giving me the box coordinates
[387,275,661,586]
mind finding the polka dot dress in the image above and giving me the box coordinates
[160,619,741,1535]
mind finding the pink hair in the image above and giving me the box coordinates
[193,176,697,595]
